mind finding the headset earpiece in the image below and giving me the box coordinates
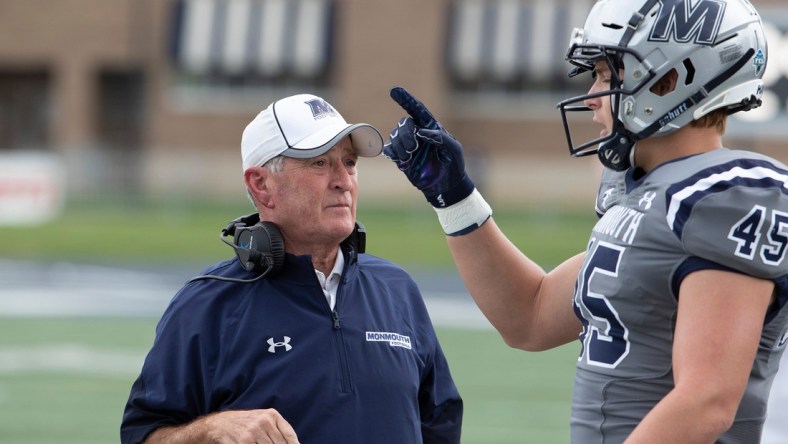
[218,213,285,277]
[191,215,286,284]
[203,213,364,284]
[234,221,285,275]
[343,221,366,255]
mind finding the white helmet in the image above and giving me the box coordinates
[558,0,767,171]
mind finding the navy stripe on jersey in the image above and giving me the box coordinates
[671,257,738,300]
[665,159,788,240]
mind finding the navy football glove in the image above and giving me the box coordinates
[384,87,474,208]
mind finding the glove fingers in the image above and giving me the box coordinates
[384,117,419,162]
[390,87,439,130]
[417,128,456,165]
[383,119,402,160]
[415,127,443,146]
[382,141,396,161]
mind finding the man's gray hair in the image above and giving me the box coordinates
[265,156,285,173]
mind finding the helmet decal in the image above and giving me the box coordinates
[649,0,726,45]
[754,49,766,77]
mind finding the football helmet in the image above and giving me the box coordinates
[557,0,767,171]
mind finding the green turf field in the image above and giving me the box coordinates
[0,198,594,268]
[0,318,578,444]
[0,200,594,443]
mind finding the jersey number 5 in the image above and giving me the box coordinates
[728,204,788,266]
[575,241,630,368]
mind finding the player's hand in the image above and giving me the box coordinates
[384,86,475,208]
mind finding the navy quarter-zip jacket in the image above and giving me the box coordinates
[121,250,463,443]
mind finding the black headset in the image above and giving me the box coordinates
[189,213,366,284]
[222,213,286,275]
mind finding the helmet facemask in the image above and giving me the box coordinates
[558,36,657,171]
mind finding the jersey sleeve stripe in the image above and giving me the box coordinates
[665,159,788,240]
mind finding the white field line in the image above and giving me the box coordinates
[0,259,491,326]
[0,260,491,377]
[0,344,144,376]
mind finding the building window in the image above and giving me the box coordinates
[170,0,335,89]
[0,71,51,151]
[446,0,593,93]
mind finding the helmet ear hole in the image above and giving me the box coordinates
[650,69,679,97]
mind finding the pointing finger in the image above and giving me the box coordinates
[389,86,439,130]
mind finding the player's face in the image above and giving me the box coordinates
[267,137,358,253]
[583,60,615,139]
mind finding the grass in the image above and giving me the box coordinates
[0,318,578,444]
[442,328,577,443]
[0,198,595,443]
[0,198,595,268]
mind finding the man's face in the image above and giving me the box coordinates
[584,60,616,139]
[267,137,358,253]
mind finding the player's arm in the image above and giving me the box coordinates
[143,409,300,444]
[624,269,773,443]
[447,220,584,350]
[384,87,583,351]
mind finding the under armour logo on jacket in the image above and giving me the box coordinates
[267,336,293,353]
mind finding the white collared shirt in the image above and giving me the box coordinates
[314,247,344,310]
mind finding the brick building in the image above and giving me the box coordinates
[0,0,786,208]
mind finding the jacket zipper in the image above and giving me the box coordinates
[332,254,352,393]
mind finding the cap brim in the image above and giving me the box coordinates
[281,123,383,159]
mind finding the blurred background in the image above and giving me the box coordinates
[0,0,787,442]
[0,0,786,213]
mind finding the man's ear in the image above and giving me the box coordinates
[244,167,274,209]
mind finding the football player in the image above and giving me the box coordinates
[383,0,788,442]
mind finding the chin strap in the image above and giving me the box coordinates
[598,131,636,171]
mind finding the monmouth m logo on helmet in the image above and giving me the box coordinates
[648,0,725,45]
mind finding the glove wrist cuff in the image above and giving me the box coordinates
[426,175,475,208]
[434,189,492,236]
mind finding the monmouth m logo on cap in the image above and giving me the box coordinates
[305,98,339,120]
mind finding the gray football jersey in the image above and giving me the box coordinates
[571,148,788,443]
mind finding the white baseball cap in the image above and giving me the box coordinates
[241,94,383,170]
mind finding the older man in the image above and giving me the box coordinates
[121,94,463,444]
